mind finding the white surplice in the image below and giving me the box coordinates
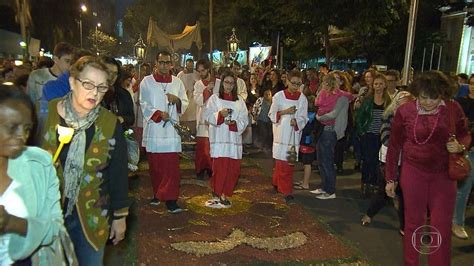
[204,94,248,159]
[268,90,308,161]
[193,79,221,137]
[177,70,199,122]
[140,75,189,152]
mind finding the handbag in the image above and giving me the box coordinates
[31,221,78,266]
[447,101,471,181]
[125,129,140,172]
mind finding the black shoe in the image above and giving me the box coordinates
[166,200,183,214]
[284,195,295,204]
[361,184,369,198]
[336,164,343,174]
[368,184,378,195]
[196,171,205,180]
[150,198,160,206]
[354,163,361,171]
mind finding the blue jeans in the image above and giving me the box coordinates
[317,130,337,194]
[453,152,474,226]
[351,132,361,163]
[65,208,105,266]
[360,133,381,185]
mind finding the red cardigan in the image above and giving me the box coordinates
[385,100,471,181]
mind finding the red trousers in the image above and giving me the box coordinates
[195,137,212,173]
[210,157,240,197]
[272,160,294,196]
[400,161,456,266]
[147,152,180,201]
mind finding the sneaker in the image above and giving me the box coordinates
[284,195,295,204]
[150,198,160,206]
[220,198,232,208]
[452,224,469,239]
[361,215,371,226]
[205,199,224,208]
[316,193,336,200]
[166,200,183,214]
[309,188,325,195]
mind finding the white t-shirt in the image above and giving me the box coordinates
[0,180,28,265]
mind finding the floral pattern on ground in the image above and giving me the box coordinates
[171,228,307,256]
[185,194,252,216]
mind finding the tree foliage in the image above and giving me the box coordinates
[122,0,446,69]
[88,29,117,56]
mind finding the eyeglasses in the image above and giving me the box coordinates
[223,80,235,85]
[290,81,302,87]
[75,78,109,93]
[157,61,172,65]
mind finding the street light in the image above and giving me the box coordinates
[134,34,147,62]
[79,4,87,48]
[227,28,240,64]
[95,22,101,55]
[134,34,147,124]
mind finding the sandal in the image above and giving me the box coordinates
[293,181,303,186]
[293,184,310,190]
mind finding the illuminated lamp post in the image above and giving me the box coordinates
[79,4,87,48]
[227,28,240,64]
[134,34,147,123]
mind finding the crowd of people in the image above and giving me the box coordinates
[0,40,473,265]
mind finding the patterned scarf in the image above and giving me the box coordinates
[62,92,100,216]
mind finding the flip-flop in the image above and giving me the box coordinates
[293,181,303,186]
[293,184,310,190]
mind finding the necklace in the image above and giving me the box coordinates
[161,83,169,93]
[413,111,440,145]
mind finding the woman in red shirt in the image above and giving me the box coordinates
[385,71,470,266]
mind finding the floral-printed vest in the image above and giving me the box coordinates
[41,99,117,251]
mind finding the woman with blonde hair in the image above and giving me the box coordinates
[42,56,129,265]
[356,73,391,197]
[312,72,353,199]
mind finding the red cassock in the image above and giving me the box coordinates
[272,159,294,196]
[210,157,240,196]
[195,137,212,174]
[147,152,180,201]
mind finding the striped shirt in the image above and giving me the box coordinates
[367,102,384,134]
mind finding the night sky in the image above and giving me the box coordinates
[116,0,135,19]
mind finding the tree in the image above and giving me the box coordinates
[29,0,82,51]
[123,0,199,45]
[121,0,445,69]
[88,29,117,56]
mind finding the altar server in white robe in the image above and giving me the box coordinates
[140,51,189,213]
[204,70,248,207]
[268,70,308,203]
[193,59,220,179]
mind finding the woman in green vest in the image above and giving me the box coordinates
[42,56,129,265]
